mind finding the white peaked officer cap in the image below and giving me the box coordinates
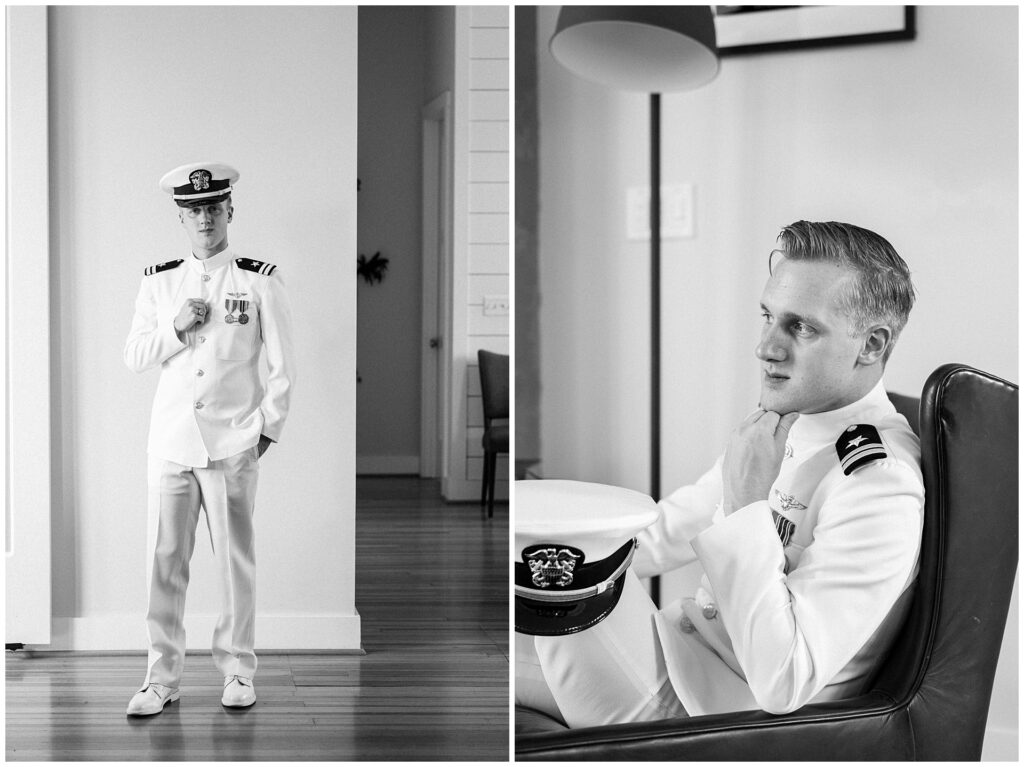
[515,480,659,636]
[159,161,239,207]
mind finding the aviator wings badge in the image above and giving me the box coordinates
[774,489,807,512]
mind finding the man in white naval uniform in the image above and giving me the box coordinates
[124,162,294,716]
[516,221,924,728]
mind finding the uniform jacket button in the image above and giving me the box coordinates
[194,401,204,410]
[702,603,718,620]
[196,369,204,377]
[198,336,206,343]
[201,274,211,282]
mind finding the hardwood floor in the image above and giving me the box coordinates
[5,477,509,761]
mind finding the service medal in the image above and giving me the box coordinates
[224,298,241,325]
[238,314,249,324]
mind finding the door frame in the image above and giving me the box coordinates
[419,92,453,478]
[6,6,53,645]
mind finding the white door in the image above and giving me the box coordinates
[6,6,53,645]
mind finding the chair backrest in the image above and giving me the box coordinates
[478,349,510,421]
[871,364,1018,760]
[887,391,921,436]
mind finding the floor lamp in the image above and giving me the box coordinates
[550,7,720,606]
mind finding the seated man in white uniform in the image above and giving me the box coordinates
[515,220,924,728]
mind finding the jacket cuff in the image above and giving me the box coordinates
[692,500,785,585]
[164,318,188,356]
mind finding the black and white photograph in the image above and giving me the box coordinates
[5,2,1020,764]
[6,4,508,761]
[514,5,1017,761]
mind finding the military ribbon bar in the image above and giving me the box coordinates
[771,510,796,547]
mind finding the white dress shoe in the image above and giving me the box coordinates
[222,675,256,708]
[126,683,180,716]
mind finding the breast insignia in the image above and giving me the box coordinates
[236,258,278,276]
[774,489,807,512]
[143,259,184,276]
[836,424,887,475]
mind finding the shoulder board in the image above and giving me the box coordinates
[235,258,278,276]
[836,424,887,475]
[143,259,183,276]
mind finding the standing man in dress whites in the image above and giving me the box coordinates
[124,162,294,716]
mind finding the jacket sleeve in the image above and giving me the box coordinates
[691,459,924,714]
[257,268,295,442]
[123,277,187,373]
[633,455,726,578]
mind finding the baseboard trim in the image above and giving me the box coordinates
[45,613,361,652]
[356,455,420,474]
[982,724,1019,761]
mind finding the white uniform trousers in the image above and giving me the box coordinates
[144,447,259,687]
[515,570,687,728]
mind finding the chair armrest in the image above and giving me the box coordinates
[516,692,913,761]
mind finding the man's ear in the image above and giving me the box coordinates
[227,205,234,223]
[858,325,892,366]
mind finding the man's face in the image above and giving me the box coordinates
[756,258,870,414]
[179,199,232,257]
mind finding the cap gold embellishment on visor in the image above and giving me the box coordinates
[514,480,659,636]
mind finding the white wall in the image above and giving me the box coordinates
[444,6,511,501]
[536,4,1016,758]
[43,6,359,650]
[357,7,428,475]
[464,6,511,498]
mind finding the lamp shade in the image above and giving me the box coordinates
[550,6,719,92]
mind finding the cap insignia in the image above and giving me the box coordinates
[189,169,211,192]
[525,546,584,588]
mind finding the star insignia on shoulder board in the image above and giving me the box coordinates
[144,259,184,276]
[235,258,278,276]
[836,424,887,476]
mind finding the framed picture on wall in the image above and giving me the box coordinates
[714,6,916,56]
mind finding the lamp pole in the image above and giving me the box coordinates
[549,5,719,610]
[649,93,662,607]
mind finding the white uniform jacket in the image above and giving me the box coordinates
[124,248,294,467]
[633,380,924,716]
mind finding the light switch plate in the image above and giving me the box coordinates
[627,183,694,240]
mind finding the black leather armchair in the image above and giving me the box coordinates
[516,364,1018,760]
